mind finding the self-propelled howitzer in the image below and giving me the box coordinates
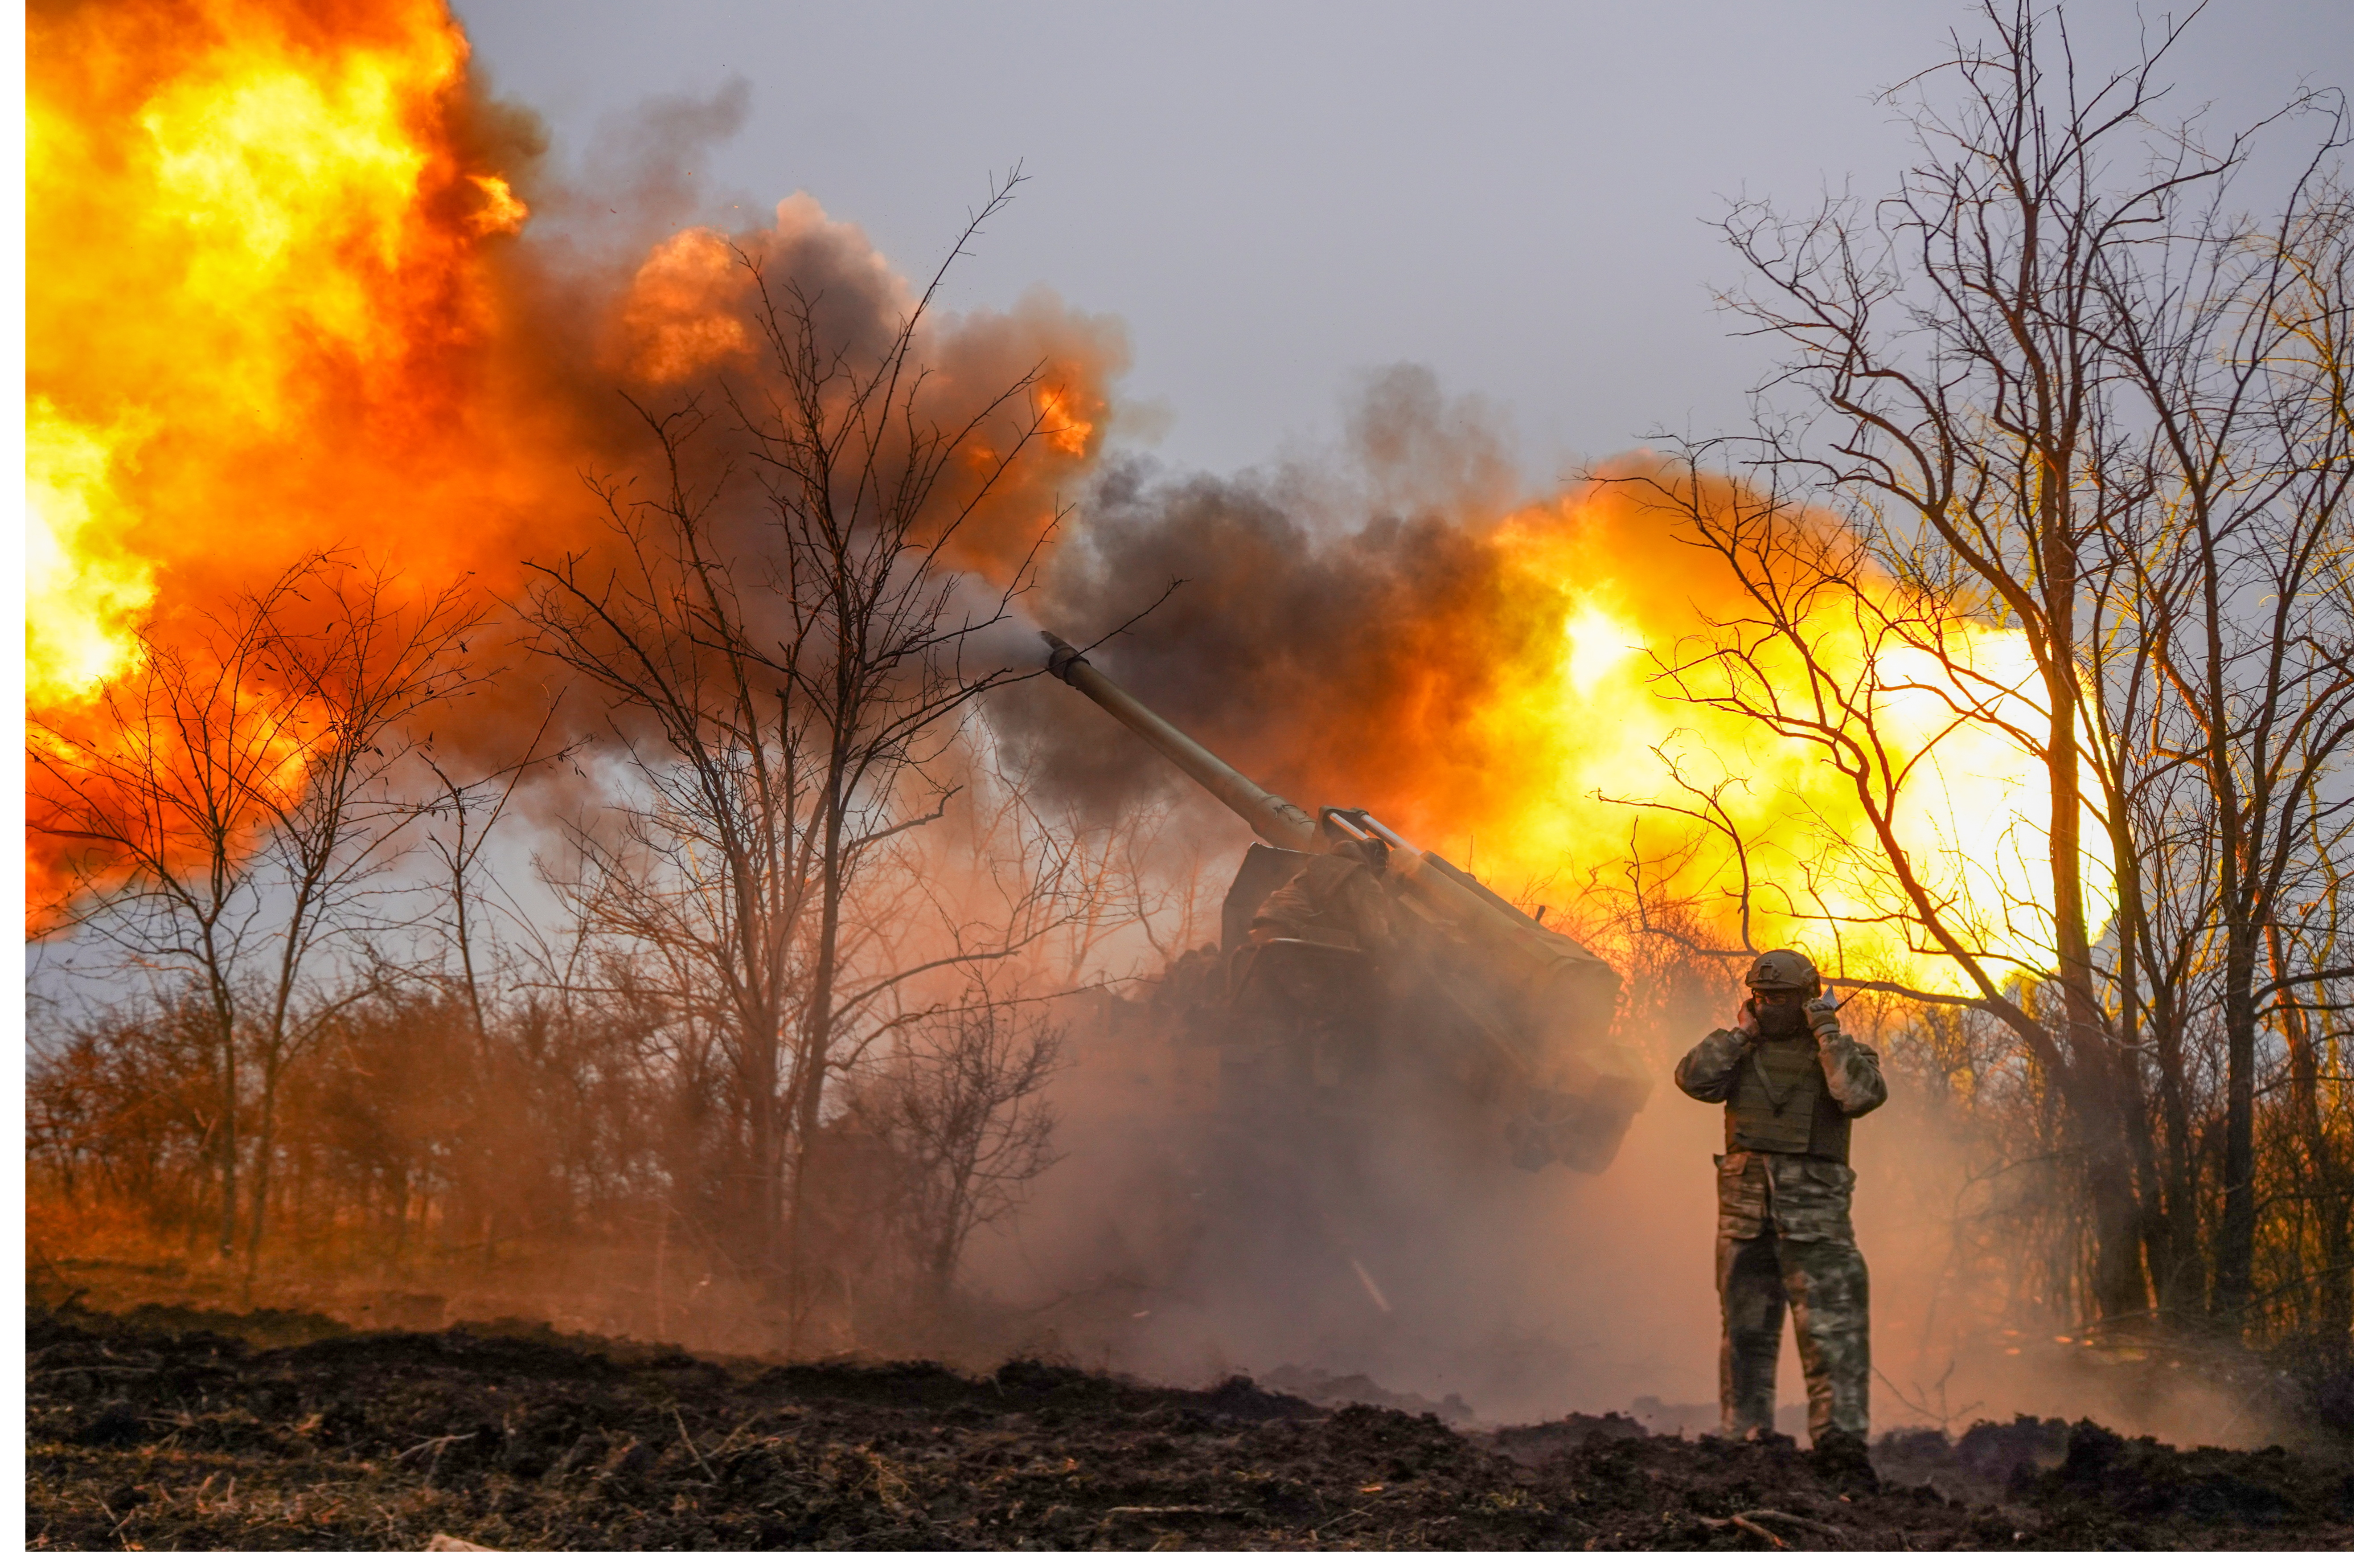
[1040,631,1650,1172]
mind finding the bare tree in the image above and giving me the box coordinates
[2091,161,2350,1330]
[415,708,574,1270]
[419,711,566,1050]
[1607,2,2348,1341]
[521,173,1080,1325]
[30,555,482,1274]
[848,981,1064,1309]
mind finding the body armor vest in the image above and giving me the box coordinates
[1724,1032,1852,1161]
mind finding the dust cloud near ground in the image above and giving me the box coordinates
[968,985,1718,1426]
[958,972,2327,1451]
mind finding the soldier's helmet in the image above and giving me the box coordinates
[1745,948,1820,995]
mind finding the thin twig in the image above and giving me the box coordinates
[671,1403,719,1482]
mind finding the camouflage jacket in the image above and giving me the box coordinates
[1675,1012,1887,1163]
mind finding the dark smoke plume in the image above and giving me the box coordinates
[997,364,1569,824]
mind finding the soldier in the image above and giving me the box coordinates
[1675,948,1887,1487]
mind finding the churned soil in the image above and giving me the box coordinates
[27,1302,2351,1551]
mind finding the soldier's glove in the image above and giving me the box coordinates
[1805,989,1842,1038]
[1733,998,1760,1039]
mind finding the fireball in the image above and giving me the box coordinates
[25,0,560,917]
[1422,483,2115,996]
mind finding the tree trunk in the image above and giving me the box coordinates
[2266,927,2348,1338]
[2041,504,2148,1324]
[242,1059,283,1295]
[2209,923,2261,1328]
[218,1032,239,1261]
[2112,927,2186,1325]
[2148,1001,2207,1322]
[788,748,851,1340]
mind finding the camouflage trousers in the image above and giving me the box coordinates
[1714,1150,1870,1443]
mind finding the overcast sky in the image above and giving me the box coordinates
[467,3,2347,484]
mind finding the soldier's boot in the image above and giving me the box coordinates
[1810,1429,1880,1494]
[1716,1233,1789,1438]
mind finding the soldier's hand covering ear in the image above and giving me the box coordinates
[1805,989,1842,1037]
[1735,998,1760,1037]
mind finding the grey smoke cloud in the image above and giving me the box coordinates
[996,364,1546,825]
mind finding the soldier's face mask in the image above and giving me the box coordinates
[1751,991,1806,1038]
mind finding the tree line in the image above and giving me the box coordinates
[1592,1,2348,1371]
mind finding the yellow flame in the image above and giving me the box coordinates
[26,0,522,915]
[119,16,471,422]
[27,0,494,707]
[27,400,156,705]
[1444,491,2114,996]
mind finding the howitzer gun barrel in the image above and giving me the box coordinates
[1040,631,1582,965]
[1040,632,1321,852]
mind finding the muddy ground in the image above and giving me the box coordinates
[27,1301,2350,1551]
